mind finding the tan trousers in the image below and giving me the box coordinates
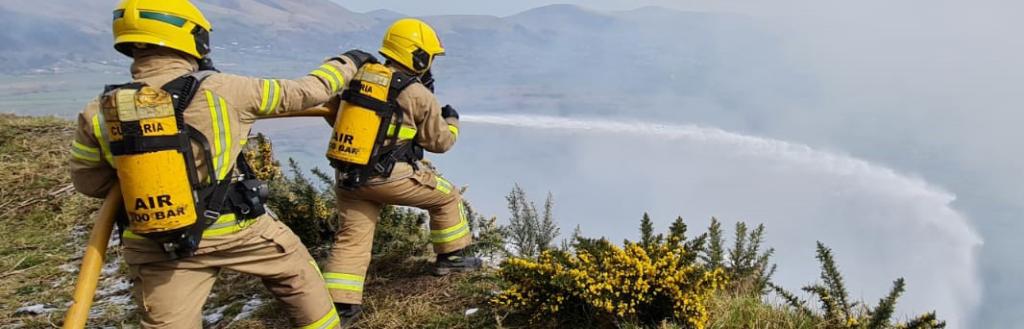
[323,169,472,304]
[126,218,340,329]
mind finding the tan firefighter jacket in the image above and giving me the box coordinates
[69,48,357,263]
[325,63,460,183]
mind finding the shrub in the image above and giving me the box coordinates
[372,205,430,257]
[700,218,776,296]
[770,242,946,329]
[503,184,559,258]
[462,198,506,258]
[494,223,728,328]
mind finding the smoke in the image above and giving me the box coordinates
[440,114,982,327]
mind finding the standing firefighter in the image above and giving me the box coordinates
[68,0,374,327]
[322,18,481,324]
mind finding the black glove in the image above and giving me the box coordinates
[441,105,459,120]
[341,49,378,68]
[420,69,435,93]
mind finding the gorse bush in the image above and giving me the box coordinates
[243,134,463,259]
[462,198,506,258]
[702,218,776,296]
[494,218,728,328]
[770,242,946,329]
[245,134,336,254]
[503,184,559,258]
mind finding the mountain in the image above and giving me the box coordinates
[0,0,376,73]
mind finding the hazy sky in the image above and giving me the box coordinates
[332,0,740,16]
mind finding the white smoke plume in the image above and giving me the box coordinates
[444,114,983,327]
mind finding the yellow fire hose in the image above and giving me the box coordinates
[62,108,333,328]
[62,185,121,329]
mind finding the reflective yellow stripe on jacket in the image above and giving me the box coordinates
[310,63,346,92]
[70,140,101,163]
[448,125,459,139]
[204,90,233,180]
[90,113,115,167]
[386,124,417,141]
[122,214,257,240]
[434,176,454,195]
[324,272,364,293]
[430,203,470,244]
[258,79,282,116]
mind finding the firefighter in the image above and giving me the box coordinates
[67,0,374,327]
[321,18,481,325]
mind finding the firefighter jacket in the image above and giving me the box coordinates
[69,48,358,264]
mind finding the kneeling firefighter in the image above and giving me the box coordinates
[68,0,374,327]
[321,18,482,324]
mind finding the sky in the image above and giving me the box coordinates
[333,0,668,16]
[329,0,770,16]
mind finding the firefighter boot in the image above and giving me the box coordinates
[335,303,362,328]
[432,248,482,276]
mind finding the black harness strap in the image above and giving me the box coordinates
[157,71,228,258]
[336,71,423,188]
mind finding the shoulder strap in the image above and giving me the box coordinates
[388,71,419,103]
[162,70,217,114]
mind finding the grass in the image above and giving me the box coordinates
[0,114,106,327]
[707,294,823,329]
[229,256,504,329]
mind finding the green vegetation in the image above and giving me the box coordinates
[0,115,947,329]
[0,114,107,328]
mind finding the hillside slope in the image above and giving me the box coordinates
[0,114,495,328]
[0,114,948,329]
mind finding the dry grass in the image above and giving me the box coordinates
[0,114,107,327]
[706,294,823,329]
[229,256,503,329]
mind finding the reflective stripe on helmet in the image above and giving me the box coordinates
[137,11,187,27]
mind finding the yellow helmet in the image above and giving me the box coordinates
[378,18,445,74]
[112,0,212,59]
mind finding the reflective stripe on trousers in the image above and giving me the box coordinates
[430,202,470,244]
[323,272,364,293]
[298,306,340,329]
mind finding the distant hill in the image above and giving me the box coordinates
[0,0,374,72]
[0,1,764,78]
[0,1,795,128]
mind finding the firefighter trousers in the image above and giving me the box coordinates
[126,217,340,329]
[323,169,472,304]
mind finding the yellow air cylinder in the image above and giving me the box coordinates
[327,63,394,165]
[104,86,198,234]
